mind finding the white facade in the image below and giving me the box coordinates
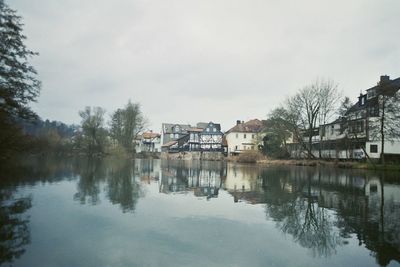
[136,134,161,153]
[365,141,400,159]
[224,164,260,191]
[226,132,258,154]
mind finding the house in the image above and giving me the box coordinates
[225,119,265,155]
[199,122,224,151]
[135,132,161,153]
[289,75,400,160]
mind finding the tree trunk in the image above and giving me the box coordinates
[380,97,385,165]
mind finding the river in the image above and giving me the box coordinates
[0,157,399,267]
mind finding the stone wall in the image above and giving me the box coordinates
[160,151,225,161]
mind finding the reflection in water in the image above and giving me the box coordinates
[159,160,226,200]
[1,157,400,266]
[73,158,106,205]
[73,158,146,213]
[0,188,31,265]
[106,160,143,213]
[0,160,37,266]
[262,169,343,257]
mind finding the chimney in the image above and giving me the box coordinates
[379,75,390,84]
[236,120,241,125]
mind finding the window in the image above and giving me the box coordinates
[170,133,174,138]
[206,128,210,132]
[252,134,255,139]
[213,128,216,132]
[175,133,179,138]
[370,144,378,153]
[244,134,247,139]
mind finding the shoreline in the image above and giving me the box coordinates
[253,158,400,171]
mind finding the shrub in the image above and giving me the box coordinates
[237,150,262,163]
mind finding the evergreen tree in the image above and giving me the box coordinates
[0,0,40,155]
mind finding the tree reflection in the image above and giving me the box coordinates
[73,158,106,205]
[106,160,142,213]
[0,188,32,265]
[263,168,342,257]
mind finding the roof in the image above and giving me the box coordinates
[161,123,191,133]
[142,132,161,139]
[227,119,264,133]
[161,140,178,147]
[188,128,203,132]
[196,122,209,129]
[366,76,400,92]
[196,122,221,131]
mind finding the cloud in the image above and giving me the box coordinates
[12,0,400,130]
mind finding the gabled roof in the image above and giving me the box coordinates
[345,94,367,115]
[227,119,264,133]
[200,122,223,135]
[196,122,221,131]
[142,132,161,139]
[161,140,178,147]
[161,123,191,133]
[196,122,209,129]
[365,76,400,93]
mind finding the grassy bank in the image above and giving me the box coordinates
[256,159,400,171]
[226,152,400,171]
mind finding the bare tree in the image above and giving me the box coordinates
[338,96,353,117]
[317,80,341,158]
[110,100,147,153]
[79,106,107,155]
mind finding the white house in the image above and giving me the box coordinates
[225,119,265,155]
[135,132,161,153]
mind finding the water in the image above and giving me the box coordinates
[0,157,399,267]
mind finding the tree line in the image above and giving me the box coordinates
[74,102,147,156]
[0,1,146,159]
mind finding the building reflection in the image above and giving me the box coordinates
[159,160,226,200]
[1,157,399,266]
[224,164,265,203]
[254,167,399,265]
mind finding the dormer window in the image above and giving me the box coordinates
[367,89,376,99]
[361,97,365,105]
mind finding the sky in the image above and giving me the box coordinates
[11,0,400,131]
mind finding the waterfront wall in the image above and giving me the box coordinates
[161,151,225,161]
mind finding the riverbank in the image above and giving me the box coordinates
[254,158,400,171]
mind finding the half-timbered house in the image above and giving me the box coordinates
[199,122,224,151]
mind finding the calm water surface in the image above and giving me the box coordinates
[0,157,399,267]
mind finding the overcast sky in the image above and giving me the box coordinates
[12,0,400,131]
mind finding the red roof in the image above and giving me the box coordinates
[142,132,161,139]
[227,119,264,133]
